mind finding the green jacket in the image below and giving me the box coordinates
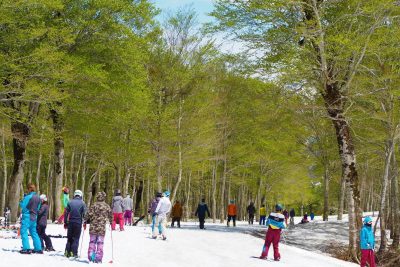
[63,192,70,209]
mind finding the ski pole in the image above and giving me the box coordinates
[109,227,114,263]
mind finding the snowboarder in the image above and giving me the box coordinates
[84,191,113,263]
[37,194,54,252]
[195,198,211,229]
[148,192,162,234]
[111,189,125,231]
[152,191,172,240]
[283,209,289,226]
[247,202,256,225]
[259,204,267,225]
[57,186,70,224]
[260,204,285,261]
[289,208,295,226]
[310,211,315,221]
[171,200,183,228]
[227,200,237,227]
[19,183,42,254]
[64,189,86,258]
[360,216,376,267]
[123,194,133,226]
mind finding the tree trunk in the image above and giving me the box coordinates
[123,164,131,197]
[392,149,400,249]
[70,150,75,192]
[171,98,184,204]
[323,166,330,221]
[35,153,42,194]
[50,107,65,221]
[379,140,394,252]
[81,139,88,195]
[347,182,358,259]
[219,153,227,223]
[337,174,346,220]
[7,121,30,222]
[1,124,8,213]
[185,171,191,220]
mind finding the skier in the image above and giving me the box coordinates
[37,194,54,252]
[148,192,162,234]
[247,202,256,225]
[360,216,376,267]
[171,200,183,228]
[152,191,172,240]
[19,183,42,254]
[227,200,237,227]
[123,194,133,226]
[111,189,125,231]
[259,204,267,225]
[289,208,295,226]
[195,198,211,229]
[259,204,285,261]
[310,211,315,221]
[283,209,289,226]
[64,189,86,258]
[57,186,70,224]
[84,191,113,263]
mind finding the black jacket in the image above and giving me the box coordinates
[195,202,210,218]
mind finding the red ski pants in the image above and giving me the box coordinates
[261,227,281,260]
[360,249,376,267]
[112,213,124,231]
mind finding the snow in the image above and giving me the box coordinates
[0,220,358,267]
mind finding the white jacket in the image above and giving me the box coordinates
[155,197,171,218]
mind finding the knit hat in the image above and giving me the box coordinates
[275,204,283,211]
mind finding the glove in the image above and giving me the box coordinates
[64,223,68,230]
[83,223,87,230]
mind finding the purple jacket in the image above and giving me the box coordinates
[148,197,160,214]
[37,203,49,227]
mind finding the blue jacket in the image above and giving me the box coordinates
[65,196,86,225]
[20,192,41,221]
[195,202,210,218]
[360,225,375,250]
[266,212,286,229]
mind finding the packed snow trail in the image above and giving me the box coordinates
[0,223,357,267]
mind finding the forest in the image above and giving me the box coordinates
[0,0,399,262]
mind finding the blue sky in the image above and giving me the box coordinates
[151,0,215,24]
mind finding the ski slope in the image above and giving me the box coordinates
[0,221,357,267]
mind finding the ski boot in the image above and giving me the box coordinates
[20,249,32,254]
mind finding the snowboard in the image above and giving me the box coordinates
[133,215,145,226]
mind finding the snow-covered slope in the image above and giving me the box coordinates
[0,222,357,267]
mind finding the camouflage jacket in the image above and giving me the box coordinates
[85,192,112,236]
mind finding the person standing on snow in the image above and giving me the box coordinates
[37,194,54,252]
[19,183,42,254]
[259,204,267,225]
[227,200,237,227]
[57,186,70,224]
[360,216,376,267]
[84,191,113,263]
[148,192,162,234]
[123,194,134,226]
[111,189,125,231]
[152,191,172,240]
[64,190,86,258]
[310,211,315,221]
[283,209,289,226]
[259,204,285,261]
[289,208,295,226]
[247,202,256,225]
[171,200,183,228]
[195,198,211,229]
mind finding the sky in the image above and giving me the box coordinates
[151,0,215,24]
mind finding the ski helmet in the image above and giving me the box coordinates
[74,190,83,198]
[40,194,47,202]
[275,204,283,211]
[163,191,170,197]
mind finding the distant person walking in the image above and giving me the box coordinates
[259,204,285,261]
[171,200,183,228]
[37,194,54,252]
[111,189,125,231]
[148,192,162,234]
[227,200,237,227]
[283,209,289,226]
[64,190,86,258]
[259,204,267,225]
[19,183,42,254]
[152,191,172,240]
[360,216,376,267]
[123,194,133,226]
[289,208,295,226]
[247,202,256,225]
[310,211,315,221]
[195,198,210,229]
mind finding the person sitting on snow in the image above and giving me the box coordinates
[84,191,113,263]
[360,216,376,267]
[19,183,42,254]
[152,191,172,240]
[300,212,309,224]
[259,204,285,261]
